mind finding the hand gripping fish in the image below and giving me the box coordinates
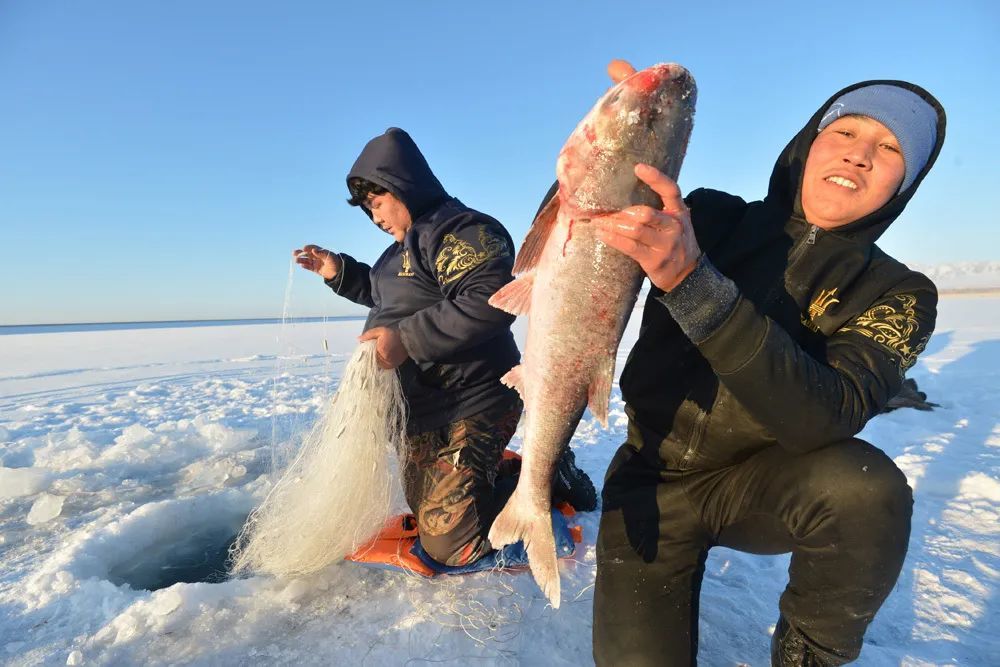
[488,63,696,608]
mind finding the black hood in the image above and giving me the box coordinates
[347,127,450,220]
[765,80,947,244]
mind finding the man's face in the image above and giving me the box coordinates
[365,192,412,243]
[800,115,905,230]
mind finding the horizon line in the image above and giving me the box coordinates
[0,315,366,330]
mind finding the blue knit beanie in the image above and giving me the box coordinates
[817,84,938,193]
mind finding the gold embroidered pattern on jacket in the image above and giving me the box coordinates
[840,294,924,372]
[398,249,415,277]
[434,226,510,285]
[801,288,841,332]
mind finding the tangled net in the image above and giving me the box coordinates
[230,340,408,577]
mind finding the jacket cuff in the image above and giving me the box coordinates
[654,255,739,343]
[323,254,346,293]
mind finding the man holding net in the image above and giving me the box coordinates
[294,127,596,567]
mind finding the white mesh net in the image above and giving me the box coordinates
[230,340,408,577]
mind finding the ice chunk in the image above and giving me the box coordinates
[27,493,65,525]
[280,578,309,604]
[195,419,255,452]
[33,428,98,470]
[149,590,182,616]
[0,466,51,499]
[116,424,155,447]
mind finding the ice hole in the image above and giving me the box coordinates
[105,516,246,591]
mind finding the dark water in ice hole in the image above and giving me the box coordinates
[106,522,245,591]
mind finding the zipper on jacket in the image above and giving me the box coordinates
[806,224,819,245]
[759,222,818,310]
[679,408,709,467]
[785,222,820,270]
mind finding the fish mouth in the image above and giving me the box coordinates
[621,63,691,93]
[558,62,696,212]
[596,64,696,134]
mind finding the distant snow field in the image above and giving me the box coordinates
[1,296,998,666]
[912,260,1000,293]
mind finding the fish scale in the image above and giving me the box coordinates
[488,63,696,608]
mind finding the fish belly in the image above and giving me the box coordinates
[518,212,643,496]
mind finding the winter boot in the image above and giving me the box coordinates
[552,448,598,512]
[770,616,840,667]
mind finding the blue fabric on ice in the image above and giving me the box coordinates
[411,509,577,576]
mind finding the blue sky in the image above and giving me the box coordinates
[1,1,997,324]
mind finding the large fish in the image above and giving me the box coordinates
[487,63,696,607]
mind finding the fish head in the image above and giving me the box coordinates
[556,63,697,214]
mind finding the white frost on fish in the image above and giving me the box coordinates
[488,63,697,607]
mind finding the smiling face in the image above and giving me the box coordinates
[365,192,412,242]
[800,115,906,230]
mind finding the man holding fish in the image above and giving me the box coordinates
[558,61,943,665]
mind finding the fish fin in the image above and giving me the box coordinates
[499,364,526,399]
[488,490,561,608]
[488,273,535,316]
[587,354,615,428]
[512,194,560,275]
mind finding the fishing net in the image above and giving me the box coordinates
[230,340,408,577]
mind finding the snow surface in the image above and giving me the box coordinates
[1,299,998,666]
[909,261,1000,292]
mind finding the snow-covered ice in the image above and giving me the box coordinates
[1,299,998,666]
[911,261,1000,292]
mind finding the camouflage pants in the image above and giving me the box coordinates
[403,398,522,567]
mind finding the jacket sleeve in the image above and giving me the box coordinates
[396,217,516,362]
[324,252,374,308]
[660,260,938,452]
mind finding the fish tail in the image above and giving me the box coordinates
[489,489,561,608]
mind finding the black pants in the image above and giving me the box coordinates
[594,439,913,666]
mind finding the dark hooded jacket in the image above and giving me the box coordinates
[327,128,520,434]
[618,81,947,470]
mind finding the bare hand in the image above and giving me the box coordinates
[594,164,701,293]
[292,244,342,281]
[358,326,409,370]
